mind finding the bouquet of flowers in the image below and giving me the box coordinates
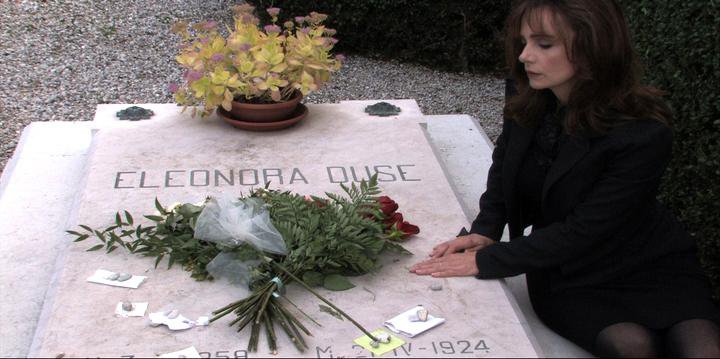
[67,175,419,353]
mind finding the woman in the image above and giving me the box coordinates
[410,0,720,356]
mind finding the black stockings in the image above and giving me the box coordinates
[665,319,720,357]
[595,319,720,358]
[595,322,661,357]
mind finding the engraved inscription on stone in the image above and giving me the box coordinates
[112,164,421,189]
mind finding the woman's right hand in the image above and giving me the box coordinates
[429,234,495,258]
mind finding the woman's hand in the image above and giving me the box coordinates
[410,251,480,277]
[409,234,495,277]
[429,233,494,258]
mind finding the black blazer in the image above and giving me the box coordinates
[470,115,696,287]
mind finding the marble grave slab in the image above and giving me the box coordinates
[30,104,538,358]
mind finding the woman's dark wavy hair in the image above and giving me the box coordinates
[504,0,672,134]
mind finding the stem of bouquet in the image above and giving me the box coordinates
[271,261,380,342]
[210,270,314,353]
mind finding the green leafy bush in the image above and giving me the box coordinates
[247,0,511,72]
[618,0,720,302]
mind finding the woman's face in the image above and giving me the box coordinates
[518,8,576,104]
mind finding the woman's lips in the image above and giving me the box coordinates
[527,71,541,77]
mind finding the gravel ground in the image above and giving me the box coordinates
[0,0,504,176]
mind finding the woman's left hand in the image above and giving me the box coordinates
[409,251,479,277]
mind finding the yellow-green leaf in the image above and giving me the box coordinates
[211,85,225,95]
[269,52,284,65]
[270,63,287,73]
[210,37,225,52]
[176,53,197,66]
[306,63,326,70]
[210,68,230,84]
[239,61,254,73]
[226,74,242,88]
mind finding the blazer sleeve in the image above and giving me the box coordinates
[474,122,672,278]
[467,117,511,241]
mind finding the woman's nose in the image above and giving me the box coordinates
[519,46,532,64]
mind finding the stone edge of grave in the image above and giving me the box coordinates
[0,121,95,358]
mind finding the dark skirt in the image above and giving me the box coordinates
[527,250,720,352]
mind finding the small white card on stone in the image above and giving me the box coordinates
[384,305,445,337]
[114,302,148,317]
[148,309,195,331]
[158,346,201,358]
[87,269,146,288]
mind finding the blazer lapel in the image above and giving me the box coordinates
[542,135,590,203]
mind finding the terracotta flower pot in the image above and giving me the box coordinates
[228,92,303,123]
[217,104,308,131]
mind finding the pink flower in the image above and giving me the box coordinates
[309,12,328,23]
[336,54,346,62]
[294,16,305,23]
[233,4,255,15]
[324,28,337,36]
[266,7,281,17]
[238,43,251,52]
[210,53,224,62]
[299,27,310,34]
[186,70,203,81]
[167,82,179,93]
[264,24,281,34]
[240,14,254,24]
[202,21,217,30]
[328,37,339,44]
[199,37,210,44]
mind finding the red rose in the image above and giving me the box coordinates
[378,196,399,216]
[303,195,326,208]
[399,221,420,238]
[383,212,403,228]
[376,195,420,240]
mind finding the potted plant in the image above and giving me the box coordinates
[169,4,343,129]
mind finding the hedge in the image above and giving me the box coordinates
[619,0,720,302]
[247,0,511,72]
[247,0,720,302]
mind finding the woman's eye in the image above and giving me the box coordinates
[539,43,553,49]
